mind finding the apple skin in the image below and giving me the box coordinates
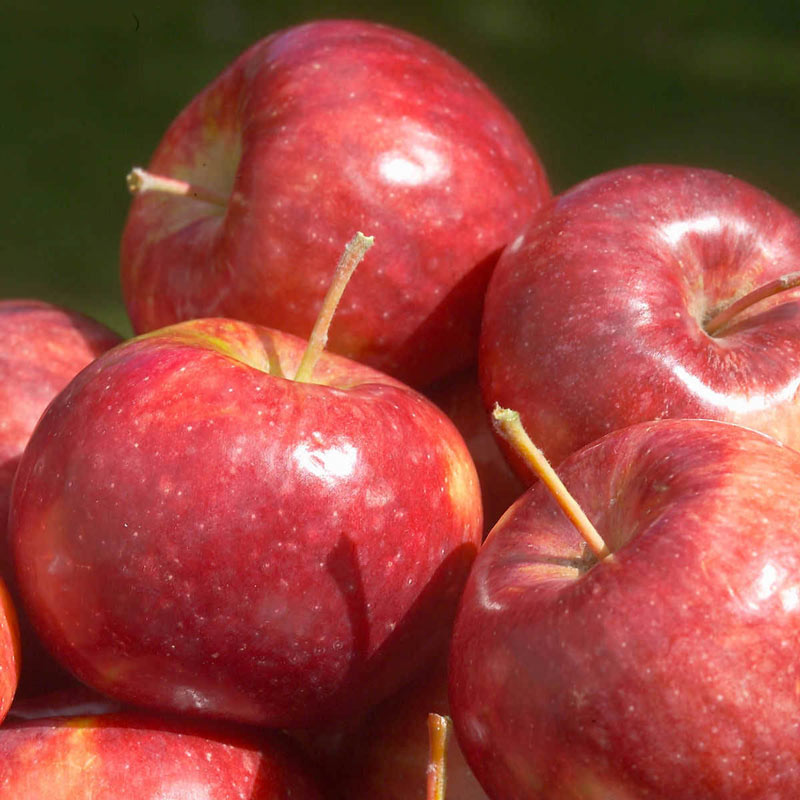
[120,19,550,387]
[449,418,800,799]
[425,368,525,534]
[0,578,20,723]
[481,165,800,477]
[0,300,121,695]
[9,317,482,729]
[0,300,121,554]
[0,711,323,799]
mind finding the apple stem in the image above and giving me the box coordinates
[293,232,374,383]
[426,713,451,800]
[126,166,229,208]
[492,405,612,561]
[705,270,800,336]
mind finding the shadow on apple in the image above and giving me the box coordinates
[320,532,478,726]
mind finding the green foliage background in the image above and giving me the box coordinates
[3,1,799,336]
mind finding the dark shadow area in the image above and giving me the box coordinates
[316,531,479,726]
[391,246,503,385]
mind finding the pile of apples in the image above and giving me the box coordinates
[2,18,800,800]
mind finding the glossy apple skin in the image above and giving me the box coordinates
[0,578,20,723]
[425,368,525,534]
[0,300,121,695]
[10,317,482,729]
[121,19,550,387]
[481,165,800,477]
[0,711,323,799]
[450,419,800,799]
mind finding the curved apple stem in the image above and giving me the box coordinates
[426,713,451,800]
[492,405,612,561]
[293,232,375,383]
[705,271,800,336]
[126,167,229,208]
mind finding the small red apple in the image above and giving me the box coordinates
[121,19,549,386]
[0,300,121,695]
[481,165,800,475]
[450,414,800,798]
[10,276,482,729]
[0,710,323,798]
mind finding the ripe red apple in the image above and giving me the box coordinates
[10,309,482,729]
[0,300,121,695]
[450,416,800,798]
[0,710,323,798]
[121,19,550,387]
[481,165,800,476]
[0,578,20,723]
[425,368,525,534]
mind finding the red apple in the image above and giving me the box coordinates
[450,417,800,798]
[0,300,121,695]
[425,368,525,534]
[0,578,20,723]
[0,710,323,798]
[9,313,482,729]
[480,165,800,476]
[121,19,550,387]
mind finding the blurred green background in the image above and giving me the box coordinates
[3,0,799,337]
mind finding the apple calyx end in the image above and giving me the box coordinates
[492,404,612,561]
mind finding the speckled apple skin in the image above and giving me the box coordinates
[0,300,121,554]
[0,712,323,799]
[450,419,800,799]
[481,165,800,478]
[120,19,550,387]
[0,300,121,695]
[0,579,20,723]
[10,318,482,728]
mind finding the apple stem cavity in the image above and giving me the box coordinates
[426,713,451,800]
[293,232,375,383]
[705,270,800,336]
[126,167,229,209]
[492,405,612,561]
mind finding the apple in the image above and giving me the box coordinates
[0,710,323,798]
[0,300,121,695]
[0,578,20,723]
[480,164,800,477]
[121,18,550,387]
[450,414,800,798]
[9,252,482,729]
[425,367,525,534]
